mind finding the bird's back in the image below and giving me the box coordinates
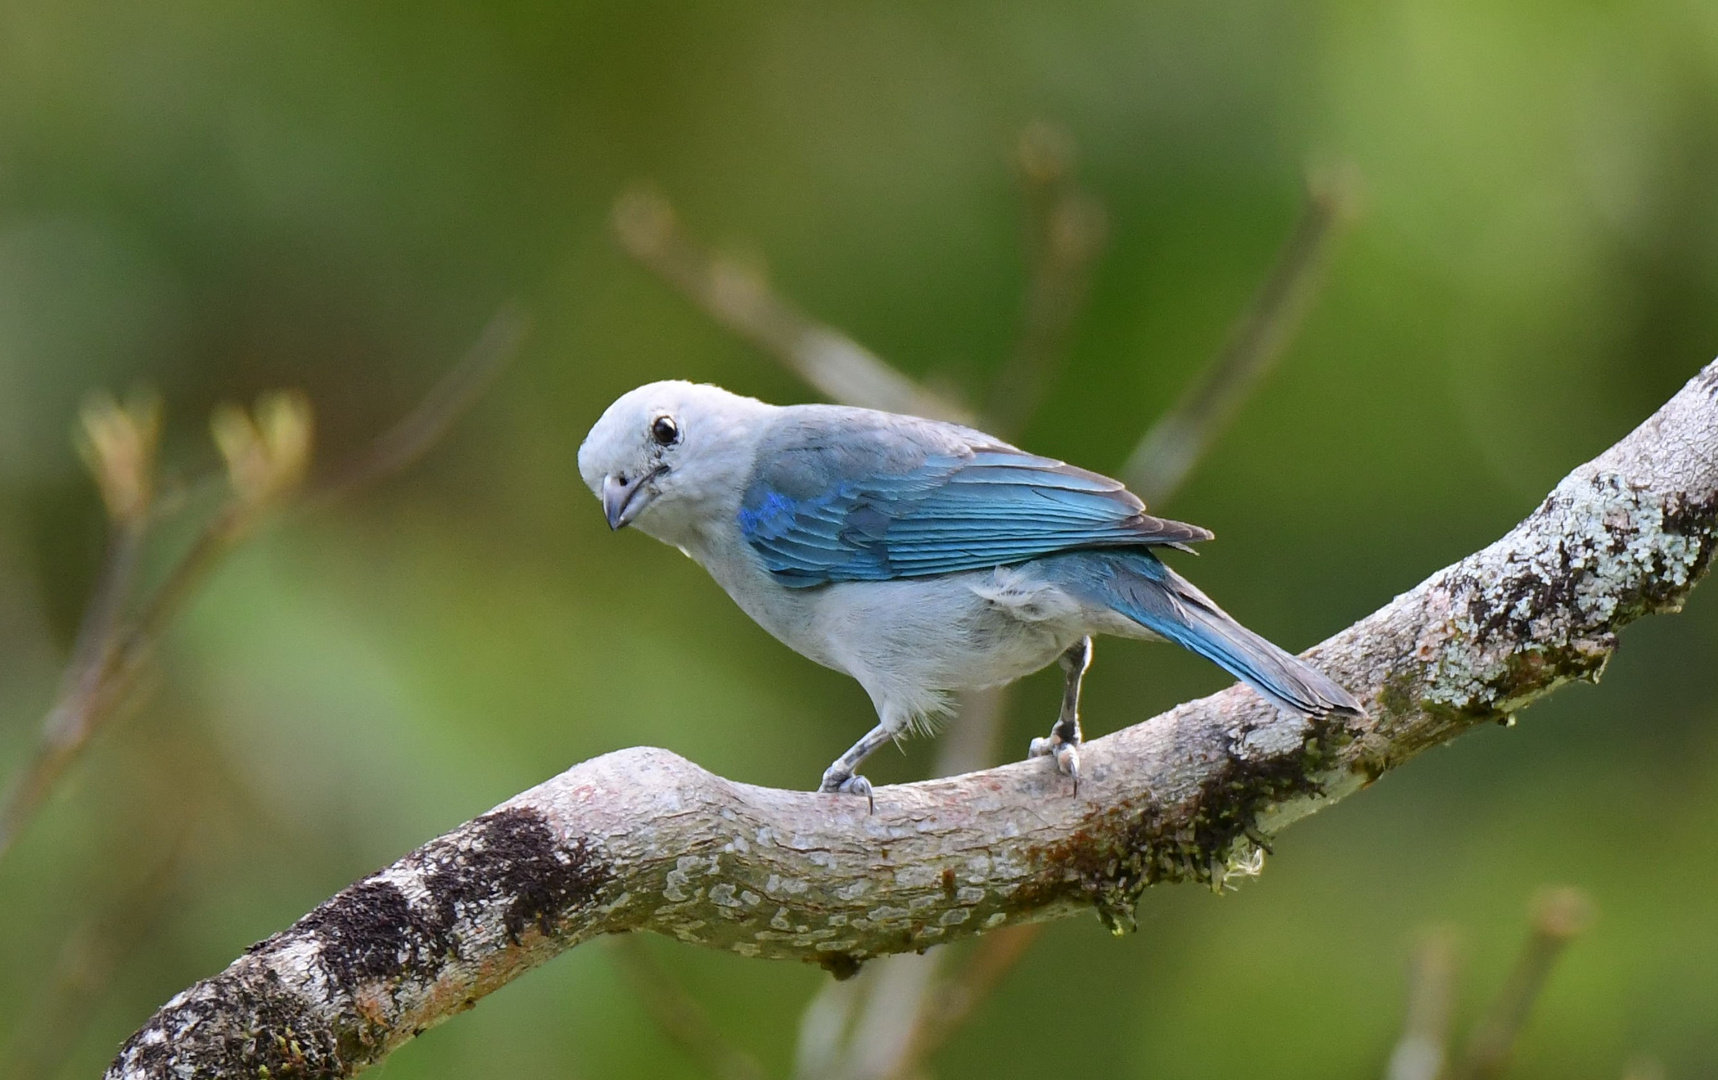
[736,405,1212,588]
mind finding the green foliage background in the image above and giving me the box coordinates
[2,2,1717,1077]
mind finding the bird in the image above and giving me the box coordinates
[578,380,1362,808]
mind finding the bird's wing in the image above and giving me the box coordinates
[737,407,1212,587]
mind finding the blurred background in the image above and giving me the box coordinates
[1,2,1717,1078]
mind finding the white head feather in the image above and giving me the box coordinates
[577,381,775,546]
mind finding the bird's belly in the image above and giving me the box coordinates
[809,572,1082,692]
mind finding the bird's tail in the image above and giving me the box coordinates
[1063,551,1364,718]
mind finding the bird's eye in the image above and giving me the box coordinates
[651,415,680,446]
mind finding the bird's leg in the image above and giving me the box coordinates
[818,722,895,813]
[1028,636,1091,793]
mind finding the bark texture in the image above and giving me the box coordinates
[109,362,1718,1079]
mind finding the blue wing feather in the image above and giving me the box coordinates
[738,406,1212,588]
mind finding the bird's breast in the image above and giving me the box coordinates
[681,532,842,669]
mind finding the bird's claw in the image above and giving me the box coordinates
[1055,742,1081,792]
[1028,733,1081,795]
[819,767,875,813]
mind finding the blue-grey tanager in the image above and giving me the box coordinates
[579,381,1362,807]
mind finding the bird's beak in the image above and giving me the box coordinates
[602,470,660,530]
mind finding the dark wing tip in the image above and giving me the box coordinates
[1306,683,1367,719]
[1134,514,1215,547]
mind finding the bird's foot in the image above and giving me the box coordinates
[1028,733,1081,794]
[818,765,875,813]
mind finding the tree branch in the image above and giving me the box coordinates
[108,361,1718,1079]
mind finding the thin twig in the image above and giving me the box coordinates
[63,521,147,694]
[54,392,162,734]
[1384,929,1459,1080]
[611,187,970,424]
[0,395,166,860]
[0,492,257,863]
[933,685,1013,779]
[1449,887,1595,1080]
[840,950,942,1080]
[984,121,1108,439]
[0,310,526,863]
[794,969,863,1080]
[794,976,861,1078]
[884,923,1044,1078]
[608,935,771,1080]
[1123,163,1363,504]
[310,303,530,504]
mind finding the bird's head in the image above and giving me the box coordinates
[578,380,771,541]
